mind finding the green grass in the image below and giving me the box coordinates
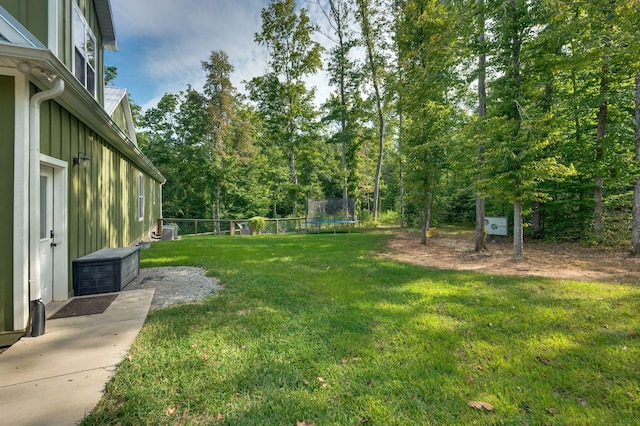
[84,232,640,425]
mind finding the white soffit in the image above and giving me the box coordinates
[94,0,118,51]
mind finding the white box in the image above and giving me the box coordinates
[485,217,508,236]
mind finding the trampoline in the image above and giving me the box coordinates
[305,198,359,233]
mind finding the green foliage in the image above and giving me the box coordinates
[133,0,640,248]
[248,216,266,234]
[103,65,117,85]
[249,0,324,217]
[84,234,640,425]
[377,209,399,225]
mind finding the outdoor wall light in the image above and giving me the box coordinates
[73,152,90,168]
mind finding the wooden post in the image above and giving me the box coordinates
[276,219,280,235]
[195,219,198,236]
[230,221,235,236]
[157,218,163,236]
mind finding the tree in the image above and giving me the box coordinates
[355,0,389,222]
[201,50,242,233]
[396,0,460,243]
[474,0,487,252]
[104,65,117,85]
[633,72,640,254]
[318,0,361,218]
[531,0,639,243]
[480,0,575,259]
[250,0,323,216]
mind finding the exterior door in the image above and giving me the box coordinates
[39,166,54,304]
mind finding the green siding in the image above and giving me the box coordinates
[111,103,129,135]
[0,0,48,46]
[40,98,162,295]
[0,0,106,102]
[0,76,15,335]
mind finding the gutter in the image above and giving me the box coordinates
[27,76,64,329]
[1,43,165,183]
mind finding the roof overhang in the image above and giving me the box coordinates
[0,5,46,48]
[104,86,138,144]
[94,0,118,51]
[0,43,164,183]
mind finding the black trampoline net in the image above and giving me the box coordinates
[306,198,357,222]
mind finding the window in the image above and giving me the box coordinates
[73,6,96,96]
[138,173,144,222]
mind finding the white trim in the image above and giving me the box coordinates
[72,3,97,97]
[13,71,30,330]
[28,77,64,303]
[48,0,59,56]
[40,154,69,302]
[0,5,45,48]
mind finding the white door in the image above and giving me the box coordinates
[39,166,54,305]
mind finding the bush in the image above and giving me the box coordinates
[378,210,399,225]
[248,216,266,235]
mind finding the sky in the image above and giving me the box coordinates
[105,0,333,112]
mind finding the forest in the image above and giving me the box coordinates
[134,0,640,257]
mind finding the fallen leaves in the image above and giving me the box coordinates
[296,421,315,426]
[467,401,495,411]
[318,376,327,388]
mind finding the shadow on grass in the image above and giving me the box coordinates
[85,233,640,425]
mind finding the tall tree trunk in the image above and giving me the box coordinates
[513,198,524,259]
[215,178,221,235]
[398,107,405,229]
[632,72,640,254]
[475,196,485,248]
[531,201,542,239]
[474,0,487,252]
[399,157,405,229]
[510,0,523,259]
[420,190,428,245]
[334,0,349,220]
[594,60,610,235]
[372,98,384,222]
[426,190,433,230]
[289,127,298,216]
[357,0,384,222]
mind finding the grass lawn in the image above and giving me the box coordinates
[83,232,640,425]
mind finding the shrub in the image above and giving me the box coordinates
[248,216,266,235]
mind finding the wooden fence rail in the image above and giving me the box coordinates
[157,218,304,237]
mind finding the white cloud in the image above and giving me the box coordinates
[110,0,270,107]
[110,0,333,110]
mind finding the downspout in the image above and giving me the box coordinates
[28,76,64,335]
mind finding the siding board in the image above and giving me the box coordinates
[0,76,15,334]
[36,97,162,292]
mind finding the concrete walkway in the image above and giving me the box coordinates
[0,289,154,426]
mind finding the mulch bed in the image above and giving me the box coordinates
[48,294,118,320]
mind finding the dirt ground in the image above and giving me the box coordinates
[383,228,640,285]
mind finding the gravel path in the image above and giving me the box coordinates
[123,266,223,310]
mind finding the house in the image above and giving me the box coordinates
[0,0,165,346]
